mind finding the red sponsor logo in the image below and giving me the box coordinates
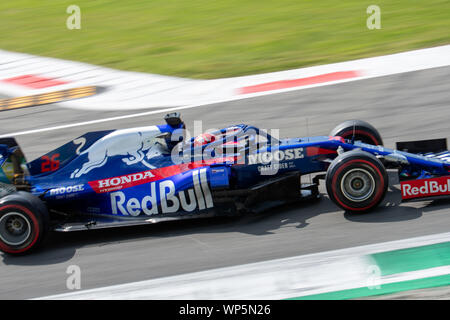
[88,156,239,194]
[88,167,184,194]
[401,176,450,200]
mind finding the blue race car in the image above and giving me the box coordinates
[0,113,449,254]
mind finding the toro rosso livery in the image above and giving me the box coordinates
[0,113,449,254]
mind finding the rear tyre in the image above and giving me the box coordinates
[0,192,49,255]
[326,150,388,213]
[329,120,383,146]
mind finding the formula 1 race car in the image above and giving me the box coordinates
[0,113,449,254]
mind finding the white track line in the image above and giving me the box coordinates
[35,232,450,300]
[1,45,450,137]
[0,105,197,138]
[0,74,365,138]
[0,92,275,138]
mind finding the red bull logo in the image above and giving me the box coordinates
[401,176,450,200]
[70,126,164,178]
[110,168,213,216]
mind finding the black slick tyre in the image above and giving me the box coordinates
[0,192,49,255]
[330,120,383,146]
[326,150,388,213]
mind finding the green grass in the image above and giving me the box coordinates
[0,0,449,78]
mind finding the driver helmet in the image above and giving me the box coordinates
[194,133,216,147]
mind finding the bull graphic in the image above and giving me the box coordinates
[70,127,164,179]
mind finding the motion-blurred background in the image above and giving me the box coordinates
[1,0,450,301]
[1,0,449,78]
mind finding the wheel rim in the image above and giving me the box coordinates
[0,212,32,246]
[340,168,375,202]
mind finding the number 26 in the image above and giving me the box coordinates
[41,153,60,172]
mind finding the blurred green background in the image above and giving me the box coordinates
[0,0,449,78]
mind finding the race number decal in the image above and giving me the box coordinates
[41,153,60,172]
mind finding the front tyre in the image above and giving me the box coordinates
[329,120,383,146]
[326,150,388,213]
[0,192,49,255]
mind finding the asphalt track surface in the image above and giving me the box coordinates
[0,66,450,299]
